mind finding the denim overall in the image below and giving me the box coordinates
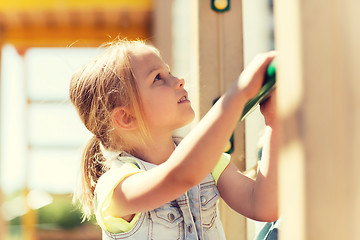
[101,156,226,240]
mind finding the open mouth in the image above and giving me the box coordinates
[177,95,188,103]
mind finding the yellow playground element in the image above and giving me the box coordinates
[0,0,153,50]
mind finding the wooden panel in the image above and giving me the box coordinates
[274,0,360,239]
[195,1,247,239]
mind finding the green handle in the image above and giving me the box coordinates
[240,59,277,121]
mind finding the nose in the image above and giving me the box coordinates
[176,77,185,89]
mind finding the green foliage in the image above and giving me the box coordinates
[6,193,92,229]
[37,194,84,229]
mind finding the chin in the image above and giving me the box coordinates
[178,112,195,129]
[186,109,195,123]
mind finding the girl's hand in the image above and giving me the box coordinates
[237,51,277,100]
[260,90,277,127]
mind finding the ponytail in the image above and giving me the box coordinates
[74,136,108,221]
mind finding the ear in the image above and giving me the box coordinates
[112,107,137,131]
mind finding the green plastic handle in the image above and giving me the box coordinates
[240,58,276,121]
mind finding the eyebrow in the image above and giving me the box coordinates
[146,64,170,77]
[146,67,161,78]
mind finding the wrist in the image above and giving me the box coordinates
[223,84,248,116]
[237,75,260,101]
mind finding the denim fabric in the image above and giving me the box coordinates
[255,218,280,240]
[101,156,226,240]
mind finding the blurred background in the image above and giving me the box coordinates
[0,0,274,239]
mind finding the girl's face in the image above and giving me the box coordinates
[129,47,195,134]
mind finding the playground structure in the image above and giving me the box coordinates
[0,0,152,50]
[0,0,360,240]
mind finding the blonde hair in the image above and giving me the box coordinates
[69,39,152,220]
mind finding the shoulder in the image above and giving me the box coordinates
[211,153,231,185]
[94,157,144,231]
[95,157,143,202]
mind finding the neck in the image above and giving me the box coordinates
[132,133,175,165]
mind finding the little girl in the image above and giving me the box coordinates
[70,39,278,239]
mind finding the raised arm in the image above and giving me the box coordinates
[217,91,279,222]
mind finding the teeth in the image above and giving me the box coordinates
[178,96,187,103]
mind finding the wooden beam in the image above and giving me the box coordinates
[275,0,360,239]
[0,0,152,12]
[3,24,151,49]
[152,0,173,67]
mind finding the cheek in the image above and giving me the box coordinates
[139,88,176,119]
[142,98,167,120]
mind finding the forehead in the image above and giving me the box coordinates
[128,46,166,78]
[129,46,159,60]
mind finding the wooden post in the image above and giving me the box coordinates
[152,0,173,67]
[18,50,36,240]
[274,0,360,239]
[0,38,6,240]
[193,1,247,239]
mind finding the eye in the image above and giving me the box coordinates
[154,73,162,83]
